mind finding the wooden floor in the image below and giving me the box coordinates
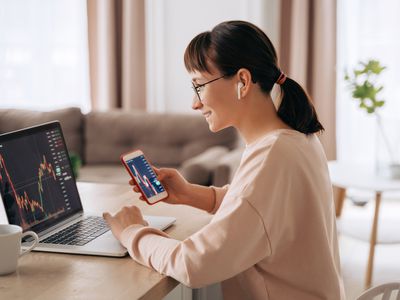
[338,197,400,299]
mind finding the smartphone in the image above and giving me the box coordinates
[120,149,168,205]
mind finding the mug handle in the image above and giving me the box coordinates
[20,231,39,257]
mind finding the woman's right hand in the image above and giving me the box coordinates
[129,167,190,205]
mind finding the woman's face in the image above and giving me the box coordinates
[190,68,237,132]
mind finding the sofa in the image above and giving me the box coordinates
[0,107,243,186]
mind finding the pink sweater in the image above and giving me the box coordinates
[121,129,345,299]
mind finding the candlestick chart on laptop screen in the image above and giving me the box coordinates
[0,125,81,231]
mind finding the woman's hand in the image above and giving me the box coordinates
[103,206,148,241]
[130,167,190,205]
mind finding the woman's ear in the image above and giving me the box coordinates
[236,68,252,99]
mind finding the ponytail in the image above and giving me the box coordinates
[277,77,324,134]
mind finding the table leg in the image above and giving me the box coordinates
[335,187,346,217]
[365,191,382,289]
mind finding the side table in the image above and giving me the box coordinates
[328,161,400,288]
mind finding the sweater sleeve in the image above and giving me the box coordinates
[120,197,270,288]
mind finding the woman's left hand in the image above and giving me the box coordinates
[103,205,148,241]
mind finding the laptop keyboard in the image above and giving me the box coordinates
[41,216,110,246]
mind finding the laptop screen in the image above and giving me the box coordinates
[0,122,83,233]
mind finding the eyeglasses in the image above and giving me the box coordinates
[191,74,227,103]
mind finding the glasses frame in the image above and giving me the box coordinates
[191,74,228,103]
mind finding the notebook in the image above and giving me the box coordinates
[0,121,176,257]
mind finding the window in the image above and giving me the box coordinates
[0,0,90,112]
[337,0,400,163]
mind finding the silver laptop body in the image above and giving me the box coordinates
[0,122,175,257]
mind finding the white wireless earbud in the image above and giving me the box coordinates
[237,82,244,100]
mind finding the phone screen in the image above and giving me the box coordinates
[125,155,166,199]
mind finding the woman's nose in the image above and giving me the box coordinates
[192,97,203,110]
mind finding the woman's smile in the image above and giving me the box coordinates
[203,111,212,119]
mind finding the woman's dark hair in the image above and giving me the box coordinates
[184,20,324,135]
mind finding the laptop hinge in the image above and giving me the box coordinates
[34,212,84,239]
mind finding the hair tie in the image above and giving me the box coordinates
[276,71,287,85]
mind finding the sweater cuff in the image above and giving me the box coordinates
[120,224,171,258]
[120,224,146,249]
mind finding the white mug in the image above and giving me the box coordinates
[0,224,39,275]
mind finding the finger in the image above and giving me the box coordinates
[133,186,140,193]
[154,167,168,179]
[129,179,135,186]
[156,171,166,181]
[103,212,111,222]
[154,167,167,180]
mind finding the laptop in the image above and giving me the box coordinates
[0,121,176,257]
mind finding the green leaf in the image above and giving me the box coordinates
[354,69,364,76]
[376,100,385,107]
[352,81,377,99]
[366,60,386,74]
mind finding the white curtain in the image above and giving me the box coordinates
[0,0,90,112]
[337,0,400,164]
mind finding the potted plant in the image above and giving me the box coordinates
[69,152,82,179]
[344,59,400,178]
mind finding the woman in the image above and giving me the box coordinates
[103,20,345,299]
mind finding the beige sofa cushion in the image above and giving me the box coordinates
[84,110,237,167]
[179,146,229,185]
[0,107,83,158]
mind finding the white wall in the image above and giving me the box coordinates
[145,0,280,113]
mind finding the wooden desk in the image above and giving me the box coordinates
[0,182,212,300]
[329,161,400,289]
